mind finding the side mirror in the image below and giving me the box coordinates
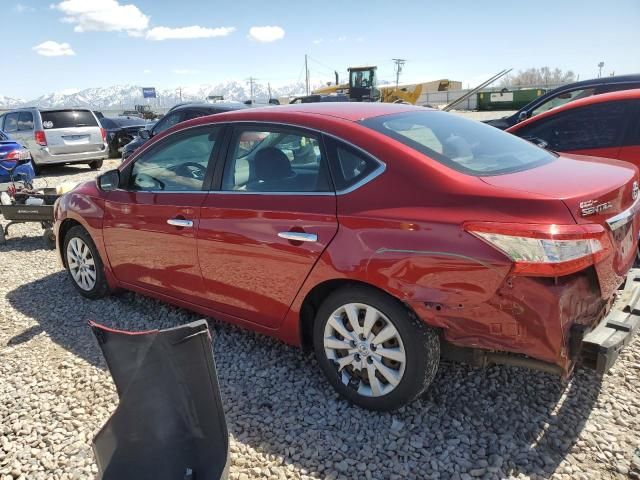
[97,169,120,192]
[138,129,151,140]
[525,136,549,149]
[517,111,528,123]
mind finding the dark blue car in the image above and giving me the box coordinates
[0,129,35,184]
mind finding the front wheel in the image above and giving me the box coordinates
[63,225,109,299]
[313,285,440,411]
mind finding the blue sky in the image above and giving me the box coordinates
[4,0,640,98]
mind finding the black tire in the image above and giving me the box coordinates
[89,160,103,170]
[0,226,6,246]
[313,285,440,411]
[63,225,109,299]
[43,228,56,250]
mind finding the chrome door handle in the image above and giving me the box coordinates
[167,218,194,228]
[278,231,317,243]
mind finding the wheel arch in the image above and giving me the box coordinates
[57,218,83,267]
[298,278,423,350]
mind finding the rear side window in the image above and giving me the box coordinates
[516,101,627,151]
[222,128,331,192]
[361,111,554,176]
[330,142,381,191]
[40,110,98,129]
[17,112,34,131]
[3,113,19,133]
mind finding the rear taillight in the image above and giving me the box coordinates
[465,222,609,277]
[100,128,107,143]
[5,149,31,162]
[35,130,47,146]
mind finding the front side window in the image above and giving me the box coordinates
[361,111,554,176]
[517,101,627,151]
[222,128,331,192]
[3,113,19,133]
[17,112,34,131]
[531,88,596,117]
[129,127,218,192]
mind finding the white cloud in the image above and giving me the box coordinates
[248,25,285,43]
[53,0,149,36]
[14,3,35,13]
[172,68,199,75]
[143,68,151,74]
[147,25,235,41]
[337,35,347,42]
[32,40,76,57]
[312,38,323,45]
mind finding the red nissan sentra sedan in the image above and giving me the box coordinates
[54,103,640,411]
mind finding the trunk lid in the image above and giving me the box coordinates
[481,153,639,296]
[41,110,104,155]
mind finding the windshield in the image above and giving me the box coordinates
[361,111,555,176]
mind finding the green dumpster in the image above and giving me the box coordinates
[477,88,547,111]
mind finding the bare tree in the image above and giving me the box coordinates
[500,67,576,87]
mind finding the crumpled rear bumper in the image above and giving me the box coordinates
[581,269,640,374]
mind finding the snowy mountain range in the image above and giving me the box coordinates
[0,81,316,110]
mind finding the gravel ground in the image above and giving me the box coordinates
[1,160,640,480]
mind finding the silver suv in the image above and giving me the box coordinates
[0,108,107,172]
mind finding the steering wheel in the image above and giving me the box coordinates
[133,173,165,191]
[175,162,207,180]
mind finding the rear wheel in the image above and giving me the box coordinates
[63,226,109,299]
[313,285,440,411]
[89,160,103,170]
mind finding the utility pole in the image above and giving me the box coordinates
[246,77,257,103]
[268,82,272,100]
[598,61,605,78]
[305,54,310,95]
[392,58,406,89]
[177,86,183,102]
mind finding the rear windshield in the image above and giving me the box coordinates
[360,111,555,176]
[41,110,99,129]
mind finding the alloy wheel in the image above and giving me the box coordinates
[66,237,97,291]
[323,303,406,397]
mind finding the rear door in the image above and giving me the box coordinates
[103,125,222,303]
[197,125,338,328]
[40,110,104,155]
[515,101,630,160]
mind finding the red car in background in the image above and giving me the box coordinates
[507,89,640,165]
[54,103,640,411]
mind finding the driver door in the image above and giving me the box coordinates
[103,125,221,304]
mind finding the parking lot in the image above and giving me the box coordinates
[0,160,638,480]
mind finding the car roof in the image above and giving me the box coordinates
[171,102,247,112]
[509,88,640,131]
[546,74,640,91]
[207,102,423,122]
